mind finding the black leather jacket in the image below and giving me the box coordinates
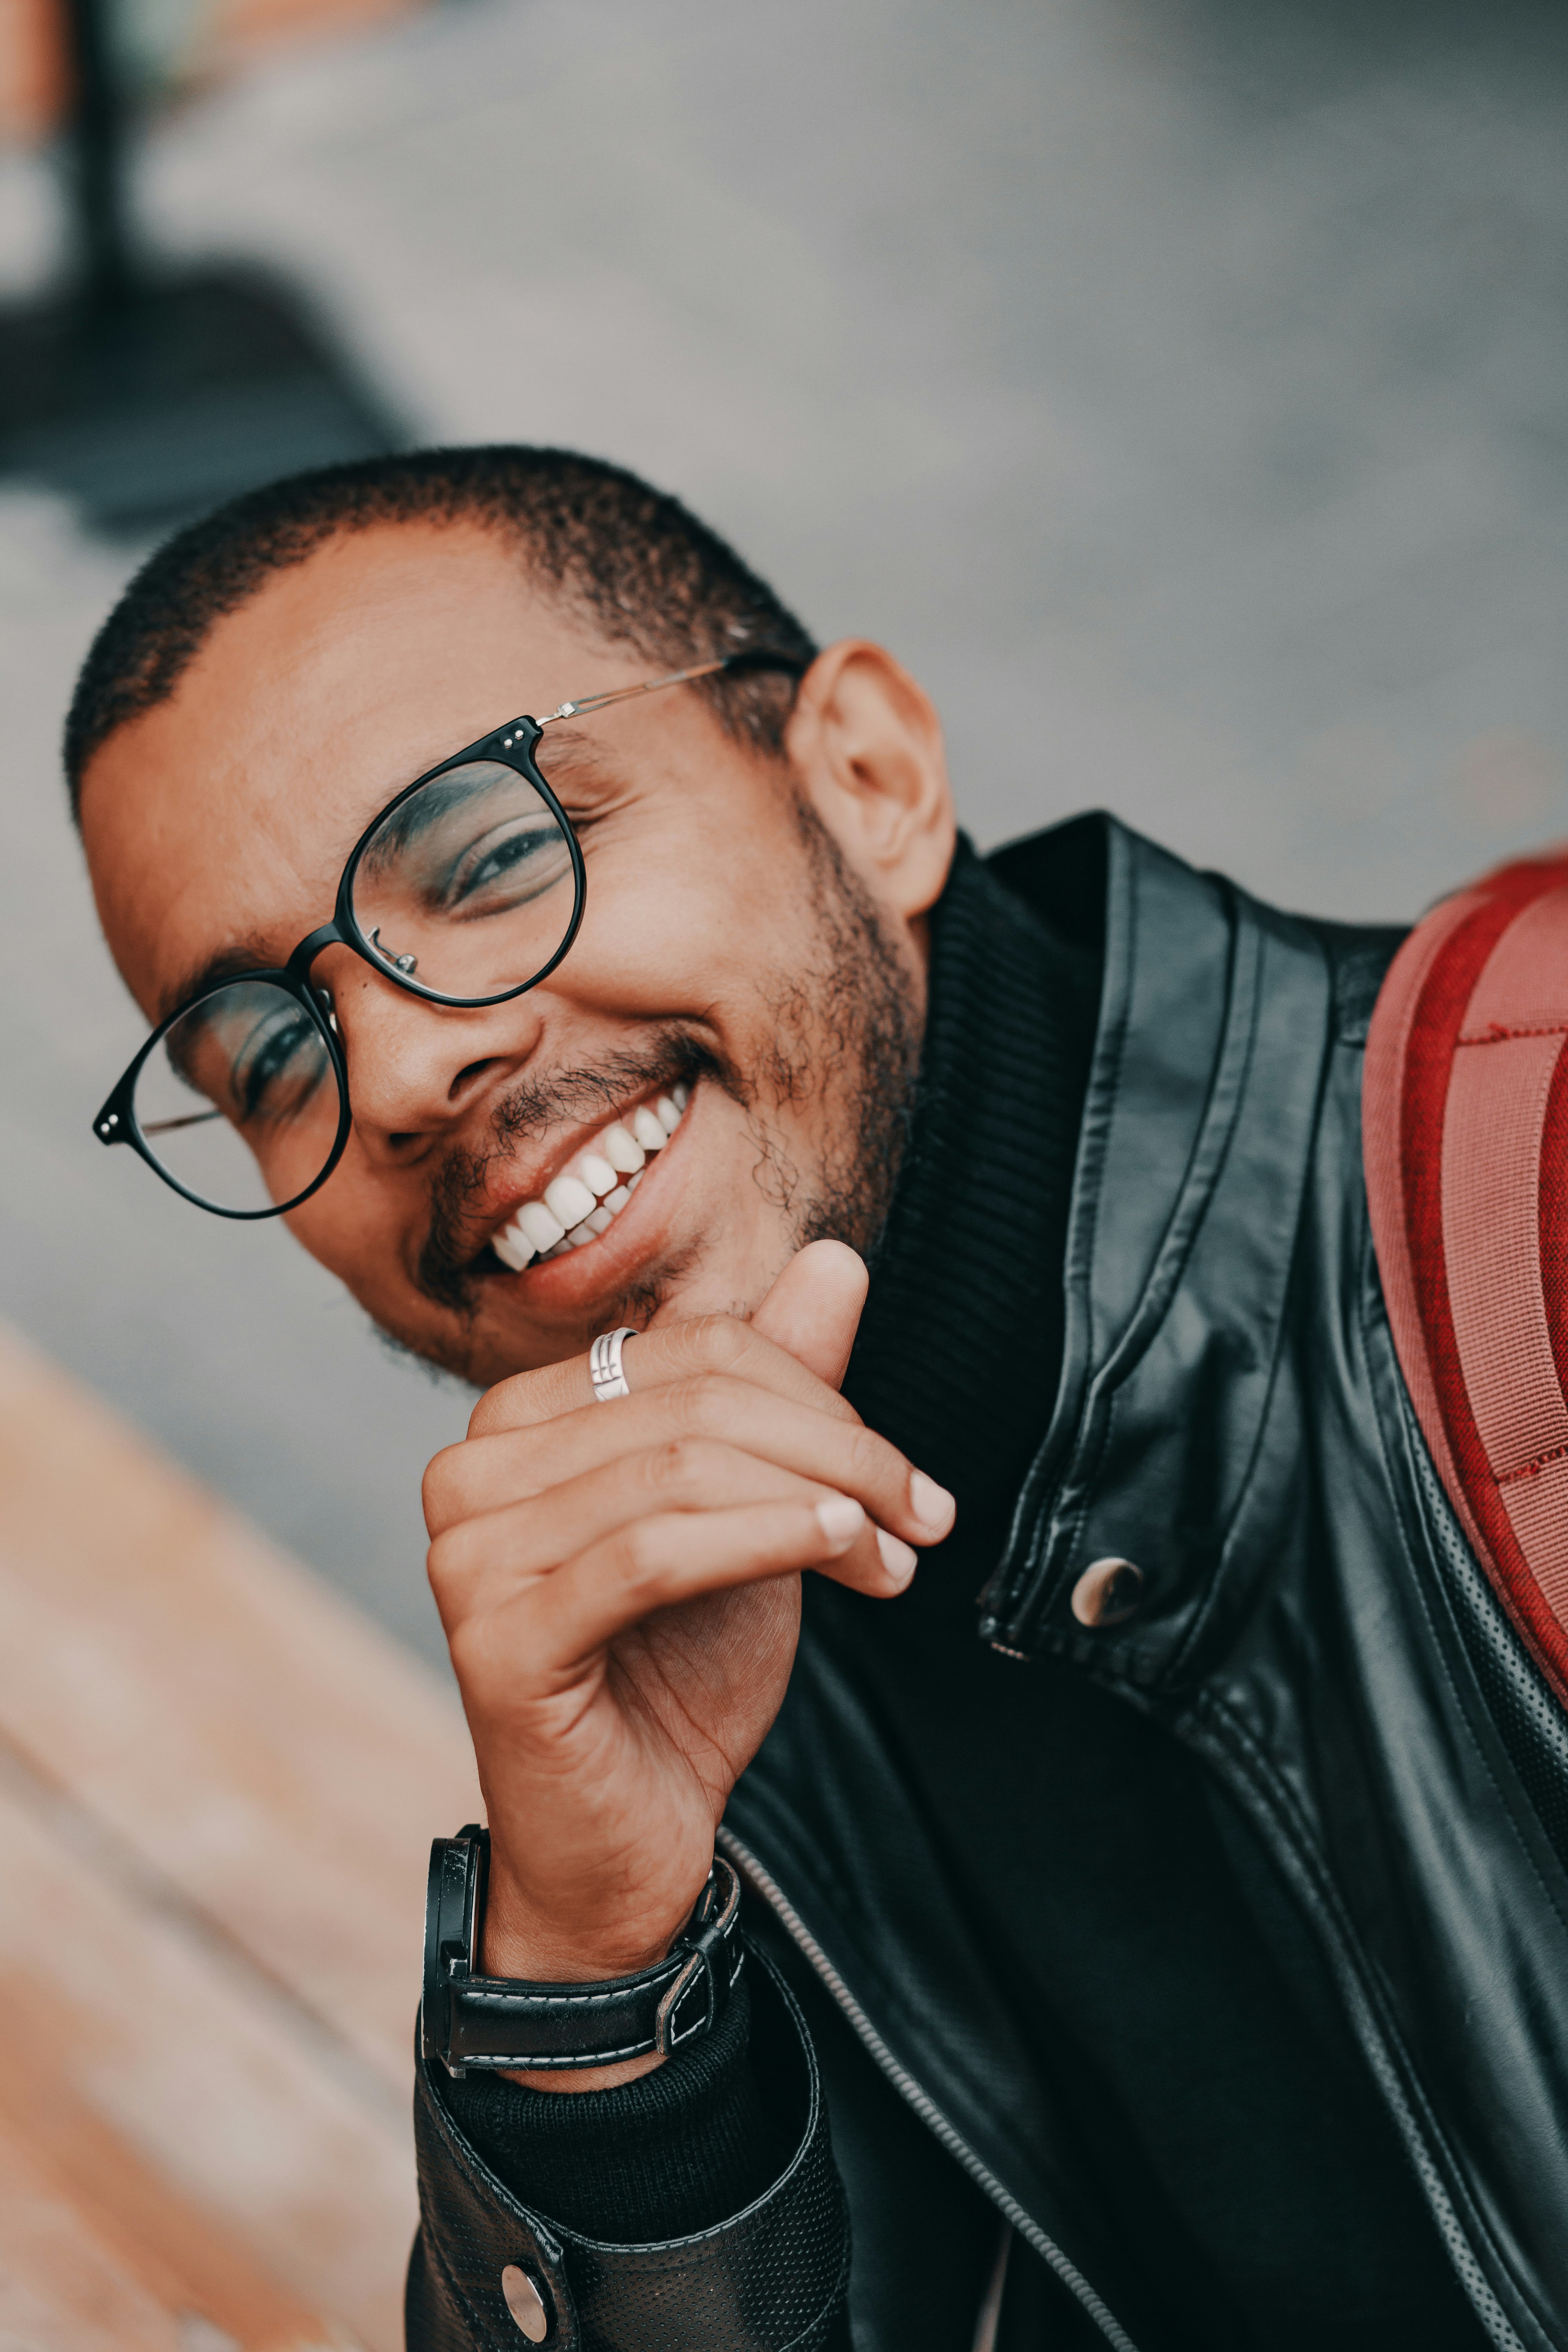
[411,817,1568,2352]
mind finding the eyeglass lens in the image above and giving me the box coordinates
[349,759,576,1003]
[135,979,343,1214]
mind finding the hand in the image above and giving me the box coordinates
[421,1240,955,2086]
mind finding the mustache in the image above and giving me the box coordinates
[415,1027,737,1312]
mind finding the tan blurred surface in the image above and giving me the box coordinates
[0,0,67,142]
[0,1318,480,2351]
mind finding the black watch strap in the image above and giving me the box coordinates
[421,1826,745,2076]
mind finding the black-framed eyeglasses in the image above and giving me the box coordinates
[93,649,804,1220]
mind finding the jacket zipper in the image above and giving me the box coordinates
[717,1826,1140,2352]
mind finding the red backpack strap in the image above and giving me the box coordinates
[1365,848,1568,1704]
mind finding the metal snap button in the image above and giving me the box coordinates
[1070,1556,1144,1627]
[501,2264,549,2342]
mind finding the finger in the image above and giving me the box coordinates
[426,1380,955,1548]
[501,1497,915,1680]
[429,1436,907,1609]
[468,1307,861,1441]
[750,1240,868,1390]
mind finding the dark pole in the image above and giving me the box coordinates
[0,0,397,535]
[61,0,137,309]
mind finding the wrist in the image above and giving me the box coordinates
[480,1865,714,2089]
[422,1830,744,2086]
[485,1859,676,2090]
[481,1884,693,1988]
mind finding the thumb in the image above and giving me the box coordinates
[751,1240,869,1391]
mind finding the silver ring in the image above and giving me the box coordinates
[589,1326,637,1403]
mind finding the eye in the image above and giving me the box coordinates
[446,818,572,914]
[232,1005,327,1125]
[453,821,556,896]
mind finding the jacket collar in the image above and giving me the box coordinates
[977,813,1335,1675]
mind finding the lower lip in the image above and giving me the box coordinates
[489,1103,690,1307]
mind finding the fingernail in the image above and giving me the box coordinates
[909,1471,956,1534]
[876,1527,918,1586]
[816,1495,866,1550]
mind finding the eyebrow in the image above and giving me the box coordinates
[159,934,284,1025]
[530,723,599,771]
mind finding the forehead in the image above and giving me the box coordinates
[78,522,629,1015]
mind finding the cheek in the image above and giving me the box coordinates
[569,801,805,1012]
[282,1158,401,1295]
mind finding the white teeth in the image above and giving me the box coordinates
[545,1173,597,1228]
[603,1124,645,1175]
[517,1200,567,1253]
[493,1093,686,1270]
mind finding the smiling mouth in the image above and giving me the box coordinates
[480,1084,690,1274]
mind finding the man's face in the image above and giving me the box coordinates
[79,522,952,1385]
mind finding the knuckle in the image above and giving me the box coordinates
[446,1613,515,1700]
[426,1524,467,1599]
[845,1422,899,1490]
[667,1372,739,1438]
[644,1435,717,1499]
[614,1518,669,1595]
[466,1384,512,1439]
[421,1446,463,1534]
[426,1511,513,1600]
[423,1439,453,1533]
[444,1616,486,1684]
[468,1364,549,1437]
[667,1314,750,1377]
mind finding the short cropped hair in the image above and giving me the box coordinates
[64,445,819,815]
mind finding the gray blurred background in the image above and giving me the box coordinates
[2,0,1566,1666]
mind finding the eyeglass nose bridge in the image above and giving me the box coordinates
[288,917,421,1000]
[289,914,438,1006]
[286,921,351,980]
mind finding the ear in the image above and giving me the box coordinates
[783,640,957,925]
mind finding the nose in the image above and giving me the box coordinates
[323,952,544,1162]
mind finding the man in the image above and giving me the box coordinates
[67,446,1568,2350]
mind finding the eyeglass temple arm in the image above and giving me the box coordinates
[536,649,807,728]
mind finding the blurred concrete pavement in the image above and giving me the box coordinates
[2,0,1565,1663]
